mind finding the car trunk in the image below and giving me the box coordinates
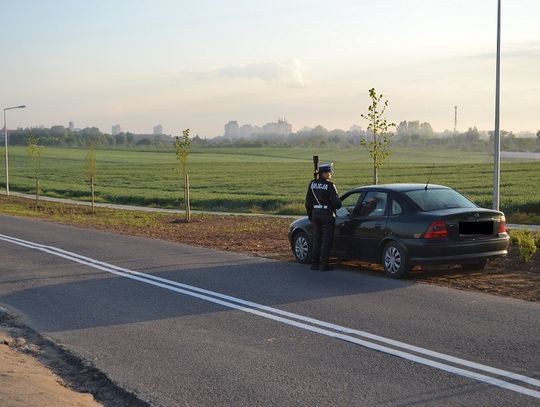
[427,208,504,241]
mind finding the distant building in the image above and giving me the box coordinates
[224,121,240,138]
[225,118,292,138]
[277,118,292,135]
[68,121,75,131]
[111,124,122,135]
[238,124,252,138]
[153,125,163,135]
[263,118,292,136]
[239,124,263,138]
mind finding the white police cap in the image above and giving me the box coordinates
[318,163,334,173]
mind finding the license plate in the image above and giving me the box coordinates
[459,221,494,235]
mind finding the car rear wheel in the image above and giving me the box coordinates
[382,242,410,278]
[292,231,311,264]
[461,259,487,271]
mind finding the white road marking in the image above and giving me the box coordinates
[1,233,539,400]
[4,235,539,388]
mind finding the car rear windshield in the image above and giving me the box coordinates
[405,188,477,211]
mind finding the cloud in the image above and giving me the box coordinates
[211,59,308,88]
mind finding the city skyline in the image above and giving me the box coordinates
[2,1,539,138]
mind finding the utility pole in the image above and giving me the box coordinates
[454,106,458,134]
[492,0,502,210]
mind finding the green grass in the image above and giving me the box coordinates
[1,145,539,219]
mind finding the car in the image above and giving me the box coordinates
[288,183,509,278]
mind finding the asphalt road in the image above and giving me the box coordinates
[0,214,539,406]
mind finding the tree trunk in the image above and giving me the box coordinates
[91,177,95,214]
[35,176,40,210]
[373,165,378,185]
[184,173,191,222]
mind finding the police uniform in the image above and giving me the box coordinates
[304,163,342,271]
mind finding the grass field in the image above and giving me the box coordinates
[1,146,538,219]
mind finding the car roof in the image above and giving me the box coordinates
[348,183,450,193]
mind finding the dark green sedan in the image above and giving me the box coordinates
[288,184,509,278]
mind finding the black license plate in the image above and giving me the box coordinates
[459,221,494,235]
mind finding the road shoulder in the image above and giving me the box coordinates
[0,309,149,407]
[0,327,100,407]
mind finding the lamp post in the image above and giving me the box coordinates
[4,105,26,196]
[492,0,501,210]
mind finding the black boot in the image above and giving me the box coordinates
[320,264,334,272]
[310,264,320,271]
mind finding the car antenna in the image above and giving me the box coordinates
[425,163,435,190]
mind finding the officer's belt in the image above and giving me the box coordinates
[313,204,328,209]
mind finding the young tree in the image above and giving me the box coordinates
[360,88,396,184]
[26,136,44,210]
[83,143,97,213]
[175,128,192,221]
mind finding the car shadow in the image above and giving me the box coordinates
[0,256,411,333]
[332,258,489,280]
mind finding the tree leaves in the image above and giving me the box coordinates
[175,128,191,175]
[360,88,396,183]
[84,143,97,182]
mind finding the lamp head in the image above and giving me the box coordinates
[4,105,26,111]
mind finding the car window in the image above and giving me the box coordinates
[336,192,362,217]
[391,200,403,215]
[356,191,388,217]
[405,189,477,211]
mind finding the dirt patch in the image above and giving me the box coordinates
[1,195,538,302]
[0,309,149,407]
[408,245,540,302]
[0,327,101,407]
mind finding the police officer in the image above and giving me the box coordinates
[305,163,342,271]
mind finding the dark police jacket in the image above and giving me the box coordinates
[305,178,342,219]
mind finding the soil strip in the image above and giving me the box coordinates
[0,309,150,407]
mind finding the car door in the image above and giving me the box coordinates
[343,190,390,260]
[332,190,364,257]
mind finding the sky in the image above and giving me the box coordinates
[1,0,539,137]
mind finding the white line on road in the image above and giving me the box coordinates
[3,234,539,388]
[1,233,539,400]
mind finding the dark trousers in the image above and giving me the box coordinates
[311,211,335,266]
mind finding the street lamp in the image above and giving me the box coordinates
[492,0,502,210]
[4,105,26,196]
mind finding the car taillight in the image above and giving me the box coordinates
[423,220,448,239]
[498,215,507,234]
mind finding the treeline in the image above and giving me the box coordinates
[394,125,540,153]
[199,125,365,148]
[5,126,172,148]
[5,123,540,152]
[197,122,540,153]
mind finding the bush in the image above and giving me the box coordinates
[509,230,539,263]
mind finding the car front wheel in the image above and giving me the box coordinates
[292,231,311,264]
[382,242,410,278]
